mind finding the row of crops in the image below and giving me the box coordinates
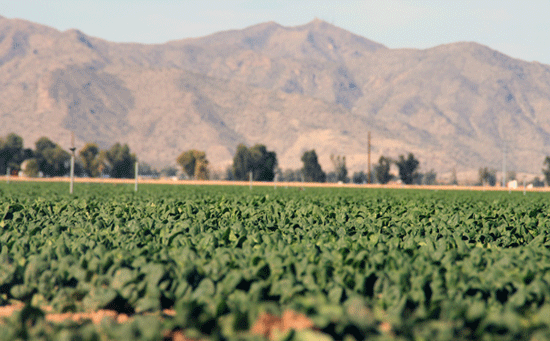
[1,182,550,340]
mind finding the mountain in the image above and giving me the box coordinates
[1,16,550,179]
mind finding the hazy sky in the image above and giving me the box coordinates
[2,0,549,64]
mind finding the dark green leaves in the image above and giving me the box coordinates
[2,182,550,340]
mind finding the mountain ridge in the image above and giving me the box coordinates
[1,15,550,180]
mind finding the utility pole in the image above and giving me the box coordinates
[6,167,10,184]
[367,131,371,184]
[69,133,76,194]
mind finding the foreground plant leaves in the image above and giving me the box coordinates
[1,182,550,340]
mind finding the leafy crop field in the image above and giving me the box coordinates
[1,182,550,340]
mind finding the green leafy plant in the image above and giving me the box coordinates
[1,182,550,340]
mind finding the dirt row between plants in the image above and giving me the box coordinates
[0,302,323,341]
[0,302,176,324]
[2,176,549,192]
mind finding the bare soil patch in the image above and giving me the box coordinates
[0,303,177,325]
[250,310,315,340]
[1,303,317,340]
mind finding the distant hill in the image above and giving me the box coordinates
[1,16,550,180]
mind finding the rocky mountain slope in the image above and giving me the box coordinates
[1,16,550,178]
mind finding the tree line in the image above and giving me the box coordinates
[0,133,137,179]
[178,145,550,186]
[9,131,550,186]
[477,157,550,187]
[207,144,433,185]
[0,132,433,183]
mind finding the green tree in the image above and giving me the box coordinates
[533,176,545,187]
[249,144,277,181]
[326,171,338,183]
[34,137,70,177]
[374,156,392,184]
[301,150,326,182]
[23,158,40,177]
[224,166,235,181]
[195,159,209,180]
[396,153,420,185]
[35,137,57,153]
[78,143,101,177]
[281,169,302,182]
[176,150,209,180]
[103,143,137,179]
[0,133,25,174]
[232,144,250,181]
[423,169,437,185]
[479,167,497,186]
[352,171,367,184]
[161,166,178,178]
[177,150,197,179]
[139,163,159,178]
[330,154,348,183]
[232,143,277,181]
[543,157,550,186]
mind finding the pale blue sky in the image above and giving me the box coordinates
[2,0,549,64]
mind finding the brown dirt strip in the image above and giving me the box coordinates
[0,304,198,340]
[0,303,23,320]
[251,310,314,340]
[2,176,548,192]
[0,302,326,340]
[0,302,176,324]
